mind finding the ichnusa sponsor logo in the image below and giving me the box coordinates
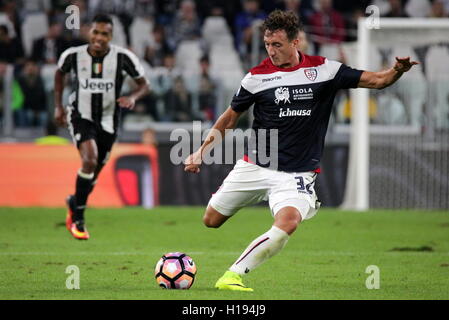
[279,108,311,118]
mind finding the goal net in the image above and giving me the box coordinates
[342,18,449,210]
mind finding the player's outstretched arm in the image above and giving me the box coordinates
[54,69,67,127]
[117,77,150,110]
[358,56,419,90]
[184,107,243,174]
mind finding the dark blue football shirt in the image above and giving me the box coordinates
[231,52,363,172]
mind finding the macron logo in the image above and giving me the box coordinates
[279,108,311,118]
[80,78,114,93]
[262,76,282,83]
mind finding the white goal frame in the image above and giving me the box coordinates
[341,18,449,211]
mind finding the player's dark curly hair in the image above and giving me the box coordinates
[92,13,113,26]
[261,10,303,41]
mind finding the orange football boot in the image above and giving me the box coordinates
[66,195,90,240]
[69,221,90,240]
[65,195,75,230]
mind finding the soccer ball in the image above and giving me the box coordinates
[154,252,197,289]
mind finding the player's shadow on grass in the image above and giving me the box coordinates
[54,222,94,228]
[388,246,434,252]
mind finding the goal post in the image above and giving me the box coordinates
[341,18,449,211]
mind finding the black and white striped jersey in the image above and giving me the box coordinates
[57,44,147,134]
[231,52,363,172]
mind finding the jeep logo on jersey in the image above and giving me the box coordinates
[274,87,291,105]
[80,78,114,93]
[304,68,317,81]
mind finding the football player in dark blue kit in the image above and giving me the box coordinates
[184,10,418,291]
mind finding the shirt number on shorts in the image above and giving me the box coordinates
[295,176,313,195]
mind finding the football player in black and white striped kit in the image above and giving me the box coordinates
[54,14,150,240]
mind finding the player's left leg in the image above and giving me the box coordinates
[229,206,300,273]
[68,158,105,222]
[66,138,98,240]
[67,131,115,239]
[216,170,319,291]
[75,139,99,216]
[215,207,301,292]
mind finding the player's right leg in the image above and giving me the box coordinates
[204,205,257,292]
[207,160,268,291]
[202,205,230,228]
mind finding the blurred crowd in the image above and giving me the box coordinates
[0,0,448,130]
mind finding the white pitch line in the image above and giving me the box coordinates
[0,251,447,256]
[0,251,213,256]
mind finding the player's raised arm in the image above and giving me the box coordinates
[358,56,419,90]
[184,107,243,174]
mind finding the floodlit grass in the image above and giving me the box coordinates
[0,207,448,300]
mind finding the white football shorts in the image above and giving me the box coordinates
[208,159,321,221]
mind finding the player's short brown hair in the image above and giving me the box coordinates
[261,10,303,41]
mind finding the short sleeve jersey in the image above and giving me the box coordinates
[231,52,363,172]
[57,44,146,134]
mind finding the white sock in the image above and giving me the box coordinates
[229,226,289,275]
[78,169,94,180]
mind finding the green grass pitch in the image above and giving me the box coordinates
[0,206,448,300]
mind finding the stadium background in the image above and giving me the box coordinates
[0,0,448,209]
